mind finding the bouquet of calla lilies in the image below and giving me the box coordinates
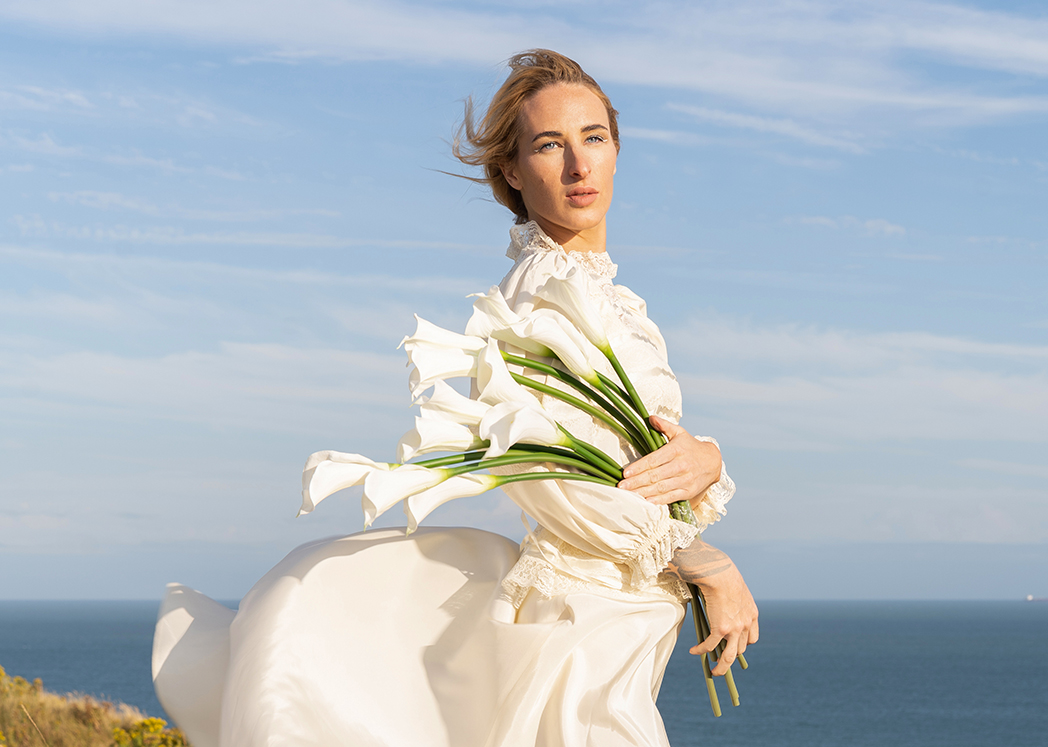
[298,265,747,716]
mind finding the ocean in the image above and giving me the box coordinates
[1,600,1045,746]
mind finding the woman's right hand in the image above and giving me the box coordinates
[667,538,759,675]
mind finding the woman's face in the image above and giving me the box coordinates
[502,83,617,248]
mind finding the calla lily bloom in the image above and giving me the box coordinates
[465,286,520,339]
[362,464,449,526]
[404,473,500,533]
[299,451,393,517]
[418,380,490,426]
[495,310,600,385]
[400,315,486,398]
[534,267,610,351]
[479,400,567,458]
[476,339,541,408]
[396,416,484,462]
[468,287,601,384]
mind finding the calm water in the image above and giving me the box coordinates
[1,600,1045,746]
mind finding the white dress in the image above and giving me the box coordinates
[152,222,735,747]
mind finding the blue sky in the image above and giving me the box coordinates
[1,0,1046,599]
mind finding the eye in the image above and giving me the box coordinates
[535,141,560,152]
[586,134,608,144]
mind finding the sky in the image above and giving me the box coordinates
[1,0,1046,600]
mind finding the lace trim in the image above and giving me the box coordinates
[507,221,618,279]
[624,516,700,588]
[499,555,692,609]
[499,515,699,609]
[692,437,735,531]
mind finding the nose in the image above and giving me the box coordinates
[566,146,591,180]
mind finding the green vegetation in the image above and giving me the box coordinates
[0,665,189,747]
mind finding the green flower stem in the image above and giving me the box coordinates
[723,663,741,707]
[445,452,617,483]
[737,653,749,670]
[596,371,631,407]
[697,585,742,708]
[600,349,666,448]
[691,589,722,718]
[492,444,620,483]
[496,471,621,489]
[558,427,624,481]
[595,377,658,454]
[413,449,489,468]
[510,373,645,453]
[503,352,649,448]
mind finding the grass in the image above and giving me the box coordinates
[0,665,190,747]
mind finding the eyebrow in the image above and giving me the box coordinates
[530,124,610,143]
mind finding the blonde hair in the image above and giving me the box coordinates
[453,49,620,224]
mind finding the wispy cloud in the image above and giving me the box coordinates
[3,0,1048,134]
[10,217,489,252]
[4,132,244,178]
[791,215,907,236]
[668,104,865,153]
[0,243,488,295]
[46,191,341,222]
[668,316,1048,447]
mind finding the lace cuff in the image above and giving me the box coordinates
[692,436,735,531]
[623,513,699,590]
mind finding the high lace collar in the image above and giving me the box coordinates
[506,221,618,280]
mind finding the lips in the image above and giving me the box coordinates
[566,187,598,207]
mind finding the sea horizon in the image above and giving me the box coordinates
[3,599,1046,746]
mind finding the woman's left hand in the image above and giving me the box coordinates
[617,415,722,507]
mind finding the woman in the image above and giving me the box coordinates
[152,50,758,747]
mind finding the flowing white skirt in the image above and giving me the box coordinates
[153,527,684,747]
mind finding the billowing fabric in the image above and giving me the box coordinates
[152,222,735,746]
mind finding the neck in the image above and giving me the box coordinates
[532,217,607,254]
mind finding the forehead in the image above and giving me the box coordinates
[517,83,609,133]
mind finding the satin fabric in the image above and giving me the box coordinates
[153,222,734,745]
[153,528,684,747]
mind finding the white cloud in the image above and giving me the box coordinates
[6,131,245,178]
[8,218,491,252]
[791,215,906,236]
[1,0,1048,133]
[45,191,341,221]
[668,104,865,153]
[668,316,1048,447]
[0,342,406,434]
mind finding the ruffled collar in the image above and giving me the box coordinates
[506,221,618,280]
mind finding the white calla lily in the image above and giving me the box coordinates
[404,473,500,533]
[400,315,486,398]
[465,286,522,339]
[361,464,449,526]
[495,310,600,385]
[396,416,484,462]
[534,266,610,351]
[479,400,568,458]
[418,380,491,425]
[299,451,393,517]
[476,338,541,408]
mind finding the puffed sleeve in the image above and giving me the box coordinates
[491,249,699,590]
[615,282,736,527]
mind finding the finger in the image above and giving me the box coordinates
[638,487,691,505]
[711,634,739,676]
[621,467,693,496]
[689,631,722,657]
[621,444,677,478]
[650,415,688,439]
[619,461,687,491]
[750,619,759,644]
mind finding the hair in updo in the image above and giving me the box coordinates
[453,49,620,225]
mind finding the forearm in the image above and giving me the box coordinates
[666,535,734,587]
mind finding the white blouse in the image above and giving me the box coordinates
[493,221,735,608]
